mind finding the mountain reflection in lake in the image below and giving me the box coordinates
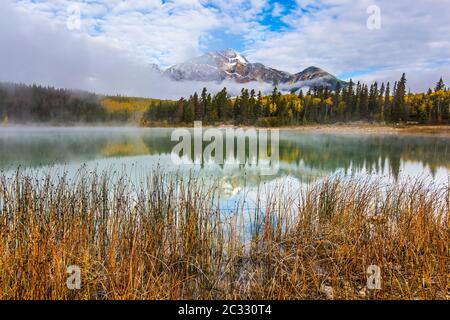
[0,127,448,200]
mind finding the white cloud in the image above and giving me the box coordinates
[0,1,272,98]
[272,2,284,17]
[245,0,450,91]
[12,0,220,66]
[2,0,450,95]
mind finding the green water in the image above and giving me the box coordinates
[0,127,449,196]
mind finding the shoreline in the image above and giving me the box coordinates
[2,123,449,137]
[276,123,450,137]
[153,123,450,137]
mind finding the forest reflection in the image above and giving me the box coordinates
[0,128,448,183]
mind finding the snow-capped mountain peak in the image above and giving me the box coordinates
[216,48,249,65]
[163,49,346,90]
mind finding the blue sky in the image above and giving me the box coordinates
[2,0,450,96]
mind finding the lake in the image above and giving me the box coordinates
[0,126,449,208]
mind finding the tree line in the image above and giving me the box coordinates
[0,83,160,124]
[143,74,450,126]
[0,83,111,123]
[1,74,449,126]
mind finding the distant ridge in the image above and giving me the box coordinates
[159,49,347,91]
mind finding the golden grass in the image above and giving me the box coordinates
[0,170,448,300]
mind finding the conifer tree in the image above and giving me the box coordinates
[392,74,407,122]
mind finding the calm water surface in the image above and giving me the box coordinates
[0,127,448,207]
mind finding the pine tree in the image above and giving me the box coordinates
[249,89,256,123]
[174,98,185,123]
[378,83,385,121]
[346,79,354,120]
[215,88,228,120]
[359,84,369,120]
[368,82,378,120]
[392,74,407,122]
[256,91,263,119]
[184,100,195,123]
[200,88,208,121]
[384,82,390,121]
[193,92,201,121]
[206,93,214,123]
[354,81,361,119]
[435,78,445,92]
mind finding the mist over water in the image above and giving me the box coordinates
[0,125,448,219]
[1,125,448,182]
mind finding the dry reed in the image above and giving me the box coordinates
[0,169,448,300]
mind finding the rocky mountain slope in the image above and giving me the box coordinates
[162,49,347,90]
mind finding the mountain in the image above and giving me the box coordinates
[287,66,346,91]
[163,49,347,90]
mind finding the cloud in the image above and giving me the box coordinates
[272,2,284,17]
[0,1,273,99]
[245,0,450,91]
[12,0,220,67]
[2,0,450,95]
